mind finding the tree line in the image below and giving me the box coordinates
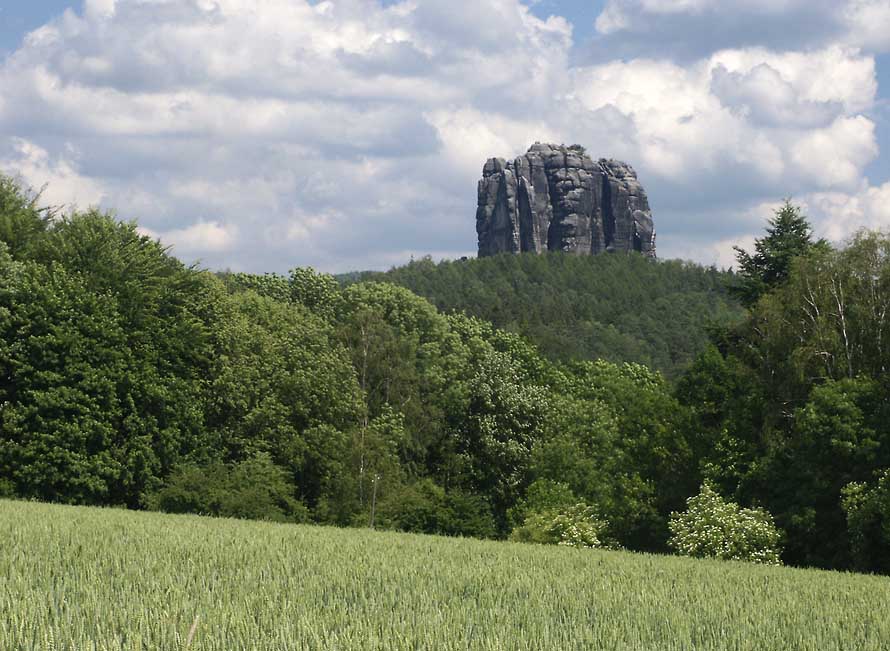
[352,245,744,379]
[1,175,888,573]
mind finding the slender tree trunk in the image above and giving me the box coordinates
[830,274,853,379]
[358,322,369,508]
[369,474,380,529]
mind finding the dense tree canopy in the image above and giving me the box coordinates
[350,251,743,379]
[681,228,890,571]
[1,174,889,573]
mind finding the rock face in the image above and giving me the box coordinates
[476,143,656,258]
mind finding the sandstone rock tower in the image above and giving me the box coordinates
[475,143,656,258]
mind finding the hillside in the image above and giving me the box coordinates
[355,253,743,378]
[4,499,888,650]
[3,175,889,574]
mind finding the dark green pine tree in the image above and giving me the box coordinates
[732,200,827,307]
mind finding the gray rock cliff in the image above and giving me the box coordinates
[476,143,656,258]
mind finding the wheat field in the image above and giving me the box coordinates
[1,499,888,650]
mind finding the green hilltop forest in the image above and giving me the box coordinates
[1,173,890,574]
[352,252,743,379]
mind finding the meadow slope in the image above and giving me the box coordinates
[2,500,888,650]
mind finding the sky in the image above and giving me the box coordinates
[1,1,889,272]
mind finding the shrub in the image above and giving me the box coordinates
[669,483,783,564]
[842,471,890,573]
[378,479,496,538]
[511,503,611,549]
[145,453,309,523]
[506,479,577,531]
[0,478,14,498]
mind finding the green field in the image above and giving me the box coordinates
[2,500,888,650]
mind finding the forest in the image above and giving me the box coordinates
[353,247,743,379]
[1,173,889,573]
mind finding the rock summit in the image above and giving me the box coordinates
[476,143,656,258]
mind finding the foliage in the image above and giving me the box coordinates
[669,483,783,565]
[511,501,612,549]
[145,453,310,523]
[680,227,890,569]
[376,479,496,538]
[731,200,826,306]
[0,213,213,507]
[288,267,343,320]
[5,500,890,650]
[0,176,49,258]
[222,267,343,320]
[0,251,133,504]
[548,505,612,548]
[457,348,551,532]
[3,174,890,573]
[842,470,890,573]
[542,361,697,550]
[354,251,743,378]
[507,478,577,528]
[204,288,362,490]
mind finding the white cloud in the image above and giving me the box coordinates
[803,181,890,241]
[85,0,117,21]
[143,220,238,255]
[656,197,786,268]
[0,137,105,208]
[0,0,883,272]
[568,47,877,188]
[791,116,878,189]
[661,181,890,269]
[426,108,560,185]
[608,0,805,17]
[710,63,843,128]
[709,46,876,114]
[285,211,339,244]
[594,0,890,54]
[595,0,809,35]
[842,1,890,51]
[667,233,757,270]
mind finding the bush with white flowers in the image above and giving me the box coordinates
[548,504,610,548]
[669,483,783,565]
[511,503,612,549]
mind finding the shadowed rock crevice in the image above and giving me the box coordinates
[476,143,656,258]
[601,171,615,251]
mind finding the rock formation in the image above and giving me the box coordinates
[476,143,656,258]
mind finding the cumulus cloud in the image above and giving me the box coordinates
[0,137,105,208]
[791,116,878,189]
[140,220,238,256]
[710,64,841,129]
[591,0,889,60]
[657,181,890,271]
[568,46,878,200]
[709,46,876,114]
[804,181,890,241]
[597,0,810,33]
[84,0,117,21]
[839,1,890,52]
[0,0,884,271]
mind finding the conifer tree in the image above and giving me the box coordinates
[732,200,827,307]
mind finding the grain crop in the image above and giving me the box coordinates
[2,499,888,650]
